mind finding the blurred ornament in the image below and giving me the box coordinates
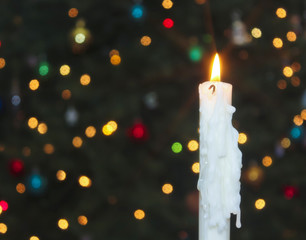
[9,158,24,177]
[283,185,299,199]
[27,172,47,195]
[131,4,145,19]
[143,92,158,109]
[185,191,199,214]
[242,164,264,186]
[231,12,251,46]
[128,122,149,141]
[189,46,203,62]
[70,19,92,54]
[65,106,79,126]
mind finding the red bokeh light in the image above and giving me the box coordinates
[9,158,24,176]
[132,126,144,139]
[128,122,149,141]
[283,185,298,200]
[0,200,8,211]
[163,18,174,28]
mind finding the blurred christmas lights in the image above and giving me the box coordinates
[163,18,174,28]
[131,5,144,19]
[0,223,7,234]
[290,127,302,139]
[293,115,303,126]
[0,58,6,69]
[78,215,88,226]
[72,136,83,148]
[280,138,291,149]
[291,76,300,87]
[39,62,49,76]
[56,170,66,181]
[28,173,45,194]
[189,46,203,62]
[58,219,69,230]
[283,66,293,77]
[140,36,152,46]
[37,122,48,134]
[62,89,72,100]
[79,175,92,188]
[16,183,26,194]
[171,142,182,153]
[262,156,273,167]
[291,62,301,72]
[134,209,145,220]
[238,133,247,144]
[286,31,297,42]
[44,144,55,154]
[80,74,91,86]
[110,55,121,66]
[162,0,173,9]
[276,8,287,18]
[187,140,199,151]
[29,79,40,91]
[273,38,283,48]
[277,80,287,90]
[301,109,306,120]
[192,162,200,174]
[60,65,70,76]
[0,201,8,211]
[255,199,266,210]
[109,49,119,57]
[30,236,40,240]
[68,8,78,18]
[251,28,262,38]
[28,117,38,129]
[85,126,96,138]
[162,183,173,194]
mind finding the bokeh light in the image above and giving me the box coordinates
[29,79,40,91]
[37,123,48,134]
[30,236,39,240]
[72,136,83,148]
[60,65,70,76]
[140,36,152,46]
[291,62,301,72]
[280,137,291,149]
[68,8,78,18]
[78,215,88,226]
[85,126,96,138]
[162,183,173,194]
[131,5,144,19]
[62,89,72,100]
[0,201,8,211]
[80,74,91,86]
[0,206,2,215]
[79,175,92,188]
[273,38,283,48]
[291,76,300,87]
[290,127,302,139]
[287,31,297,42]
[238,133,247,144]
[162,0,173,9]
[255,199,266,210]
[283,66,293,77]
[171,142,182,153]
[134,209,145,220]
[163,18,174,28]
[0,223,7,234]
[108,121,118,131]
[28,117,38,129]
[16,183,26,194]
[187,140,199,151]
[39,62,49,76]
[75,33,86,44]
[293,115,303,126]
[102,121,118,136]
[192,162,200,174]
[58,219,69,230]
[109,49,119,57]
[301,109,306,120]
[110,55,121,66]
[262,156,273,167]
[251,28,262,38]
[0,58,6,69]
[276,8,286,18]
[189,46,203,62]
[44,143,54,154]
[56,170,66,181]
[277,79,287,90]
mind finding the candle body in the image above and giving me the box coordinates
[198,81,242,240]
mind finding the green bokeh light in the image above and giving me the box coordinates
[172,142,182,153]
[39,62,49,76]
[189,46,203,62]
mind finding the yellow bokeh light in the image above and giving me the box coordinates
[251,28,262,38]
[262,156,273,167]
[68,8,78,18]
[29,79,40,91]
[248,167,260,181]
[44,143,54,154]
[273,38,283,48]
[75,33,86,44]
[28,117,38,129]
[276,8,286,18]
[291,76,300,87]
[0,206,2,215]
[162,183,173,194]
[22,147,31,157]
[78,215,88,226]
[109,49,119,57]
[108,121,118,131]
[255,199,266,210]
[301,109,306,120]
[281,137,291,149]
[60,65,71,76]
[56,170,67,181]
[102,123,116,136]
[287,31,297,42]
[134,209,145,220]
[238,133,247,144]
[0,223,7,234]
[187,140,199,151]
[37,122,48,134]
[192,162,200,174]
[85,126,96,138]
[283,66,293,78]
[16,183,26,194]
[72,136,83,148]
[110,55,121,66]
[277,79,287,90]
[140,36,152,46]
[62,89,72,100]
[162,0,173,9]
[80,74,91,86]
[293,115,303,126]
[58,219,69,230]
[79,175,92,188]
[30,236,40,240]
[0,58,6,69]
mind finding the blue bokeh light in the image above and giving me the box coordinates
[131,5,144,19]
[290,127,302,139]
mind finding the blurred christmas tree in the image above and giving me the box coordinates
[0,0,305,239]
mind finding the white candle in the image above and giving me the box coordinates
[198,54,242,240]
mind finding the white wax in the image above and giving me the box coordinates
[198,81,242,240]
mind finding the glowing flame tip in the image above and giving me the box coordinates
[210,53,221,82]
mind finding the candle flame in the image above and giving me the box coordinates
[210,53,221,82]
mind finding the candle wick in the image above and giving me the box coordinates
[209,84,216,94]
